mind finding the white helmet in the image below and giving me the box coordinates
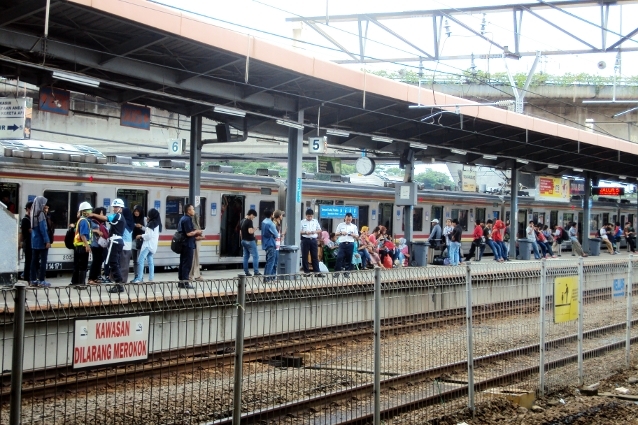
[112,198,125,208]
[78,201,93,211]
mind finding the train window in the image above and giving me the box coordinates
[358,205,369,229]
[198,198,207,229]
[258,201,275,230]
[475,208,486,224]
[563,213,574,227]
[451,209,469,231]
[549,211,558,227]
[413,207,423,231]
[379,203,394,234]
[431,205,443,223]
[0,183,19,214]
[316,199,333,232]
[602,213,609,225]
[629,214,635,226]
[165,196,207,230]
[590,214,599,232]
[536,213,545,225]
[116,189,148,212]
[44,190,96,229]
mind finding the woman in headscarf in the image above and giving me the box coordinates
[131,208,161,283]
[396,238,410,267]
[30,196,52,287]
[120,206,135,283]
[131,205,145,280]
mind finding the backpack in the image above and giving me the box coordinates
[170,219,186,254]
[560,228,570,242]
[93,219,110,248]
[64,226,75,249]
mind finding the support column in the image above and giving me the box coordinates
[189,115,202,214]
[509,163,519,258]
[285,110,304,256]
[403,157,415,245]
[582,172,592,254]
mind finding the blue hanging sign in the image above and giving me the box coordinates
[154,200,161,210]
[103,198,111,207]
[319,205,359,219]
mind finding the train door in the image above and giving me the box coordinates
[220,194,245,257]
[431,205,444,223]
[451,208,469,231]
[357,205,369,229]
[517,210,526,238]
[378,203,394,234]
[602,213,609,225]
[0,182,20,214]
[316,199,333,232]
[475,208,486,224]
[116,189,148,212]
[550,210,558,227]
[629,214,635,227]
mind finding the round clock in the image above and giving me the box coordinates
[355,157,375,176]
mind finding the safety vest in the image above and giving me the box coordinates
[73,217,92,246]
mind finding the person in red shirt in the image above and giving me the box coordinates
[465,220,485,261]
[493,219,510,261]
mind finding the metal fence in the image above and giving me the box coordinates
[1,256,636,424]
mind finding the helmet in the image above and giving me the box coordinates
[78,201,93,211]
[112,198,125,208]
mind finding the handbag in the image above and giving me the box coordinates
[135,237,143,250]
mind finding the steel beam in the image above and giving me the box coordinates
[0,0,51,27]
[368,17,434,59]
[99,35,170,65]
[305,21,358,62]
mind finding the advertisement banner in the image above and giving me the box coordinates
[74,315,150,369]
[461,169,477,192]
[536,176,570,202]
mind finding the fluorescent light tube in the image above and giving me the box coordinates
[482,155,497,160]
[409,143,427,149]
[371,136,393,143]
[326,129,350,137]
[573,168,583,172]
[619,175,626,180]
[548,164,559,169]
[276,119,305,130]
[451,149,467,155]
[516,158,529,164]
[214,106,246,117]
[52,71,100,87]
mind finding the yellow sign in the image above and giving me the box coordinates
[537,176,570,202]
[462,170,477,192]
[554,276,579,323]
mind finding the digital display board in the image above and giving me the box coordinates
[592,187,624,196]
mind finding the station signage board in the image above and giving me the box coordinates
[0,97,31,139]
[73,315,150,369]
[592,187,624,196]
[317,156,341,174]
[319,205,359,219]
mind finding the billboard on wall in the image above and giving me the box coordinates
[536,176,570,202]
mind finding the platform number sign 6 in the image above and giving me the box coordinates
[308,137,326,154]
[168,139,183,156]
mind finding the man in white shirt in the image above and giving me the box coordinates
[300,208,323,275]
[525,221,542,260]
[334,212,359,277]
[599,224,616,255]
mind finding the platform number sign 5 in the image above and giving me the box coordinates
[168,139,183,156]
[308,137,327,154]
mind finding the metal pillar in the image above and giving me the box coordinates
[232,275,247,425]
[509,163,519,258]
[10,283,26,425]
[403,157,415,245]
[582,172,592,254]
[285,111,304,252]
[373,267,381,425]
[189,115,202,214]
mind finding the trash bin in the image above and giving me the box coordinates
[278,245,300,277]
[518,239,532,260]
[588,238,601,256]
[411,242,428,267]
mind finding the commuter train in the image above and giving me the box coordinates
[1,140,636,272]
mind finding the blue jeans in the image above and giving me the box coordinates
[359,249,371,268]
[30,248,48,282]
[135,247,155,281]
[449,241,461,266]
[496,241,509,259]
[242,240,259,274]
[530,240,541,259]
[264,247,277,276]
[486,240,501,260]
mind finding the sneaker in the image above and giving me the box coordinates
[108,284,125,293]
[130,279,142,284]
[38,281,52,288]
[315,273,326,277]
[253,272,262,276]
[178,282,194,289]
[244,272,252,277]
[29,280,39,287]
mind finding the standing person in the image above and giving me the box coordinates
[189,211,204,281]
[1,191,16,214]
[30,196,51,287]
[448,218,463,266]
[131,208,162,283]
[300,208,322,276]
[43,204,55,249]
[442,218,454,256]
[70,202,93,289]
[240,209,260,276]
[91,198,126,292]
[568,222,587,257]
[273,210,286,274]
[625,221,636,253]
[493,219,509,260]
[88,207,108,285]
[120,207,135,284]
[465,219,484,261]
[131,205,145,279]
[334,212,359,277]
[19,201,33,282]
[177,204,201,288]
[260,209,279,279]
[525,221,542,260]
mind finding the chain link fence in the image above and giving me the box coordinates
[2,256,637,424]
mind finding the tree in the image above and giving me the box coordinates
[414,169,455,189]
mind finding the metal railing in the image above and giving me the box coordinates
[1,256,636,424]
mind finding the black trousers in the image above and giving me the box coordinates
[179,246,194,281]
[72,246,90,284]
[301,238,320,273]
[108,242,123,283]
[22,244,32,282]
[335,242,355,272]
[89,246,104,281]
